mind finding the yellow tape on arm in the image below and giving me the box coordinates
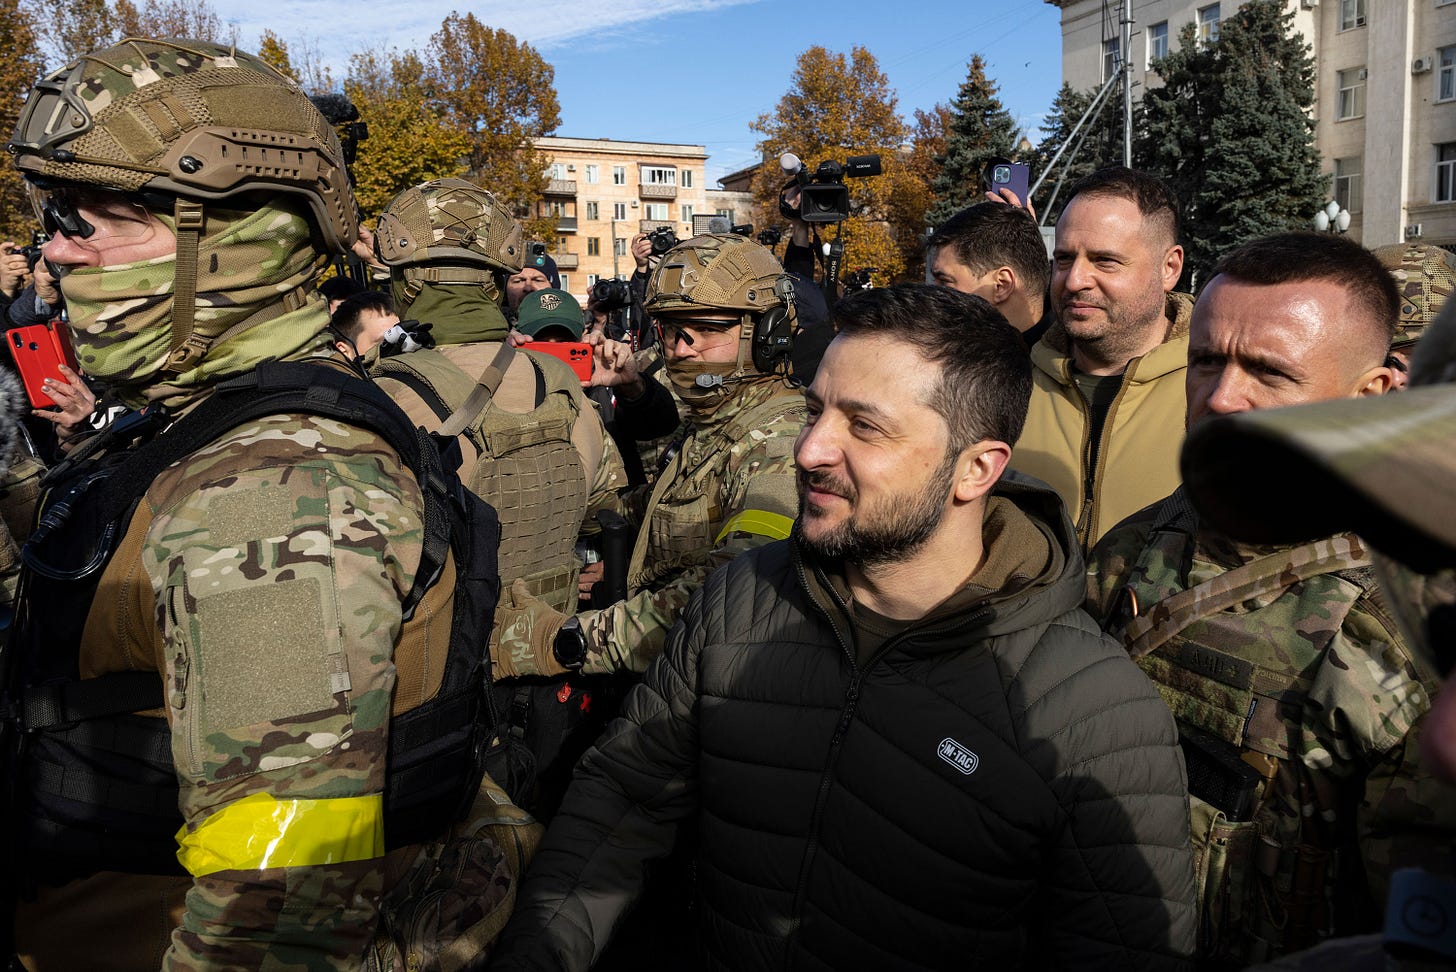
[714,509,795,545]
[175,792,385,876]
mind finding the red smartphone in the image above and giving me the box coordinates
[523,341,593,383]
[7,322,80,408]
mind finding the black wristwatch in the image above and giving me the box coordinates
[552,616,588,672]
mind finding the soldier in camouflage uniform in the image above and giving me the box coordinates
[1372,241,1455,390]
[493,233,806,676]
[2,39,532,970]
[1086,233,1456,969]
[1179,298,1456,972]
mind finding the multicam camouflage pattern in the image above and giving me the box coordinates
[1373,243,1456,350]
[576,377,806,674]
[59,200,331,410]
[374,178,525,275]
[1087,493,1455,968]
[10,38,355,251]
[644,234,790,316]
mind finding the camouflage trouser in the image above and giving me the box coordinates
[363,777,542,972]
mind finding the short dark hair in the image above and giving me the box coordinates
[1064,165,1181,246]
[927,202,1049,296]
[331,290,394,343]
[1211,231,1400,350]
[832,284,1032,451]
[318,275,363,303]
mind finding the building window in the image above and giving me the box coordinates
[558,273,569,292]
[614,237,628,256]
[1339,0,1366,30]
[1198,4,1220,45]
[557,236,568,251]
[680,204,694,222]
[1147,22,1169,66]
[1102,38,1121,83]
[1336,67,1366,120]
[546,162,567,179]
[1440,46,1455,102]
[716,208,733,218]
[584,164,599,184]
[587,238,600,256]
[645,203,669,221]
[612,166,626,185]
[613,202,627,221]
[1438,143,1456,202]
[641,166,676,185]
[680,169,694,188]
[587,274,599,287]
[584,201,598,221]
[1333,157,1362,214]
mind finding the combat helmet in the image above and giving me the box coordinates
[374,178,525,308]
[645,233,797,379]
[1373,242,1456,351]
[8,37,357,375]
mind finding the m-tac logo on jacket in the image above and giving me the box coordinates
[938,737,979,775]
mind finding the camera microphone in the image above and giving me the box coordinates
[780,153,802,175]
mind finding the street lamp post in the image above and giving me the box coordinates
[1312,199,1351,234]
[611,218,620,278]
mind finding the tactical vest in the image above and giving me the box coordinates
[629,382,805,592]
[374,345,586,614]
[0,362,502,891]
[1106,490,1389,967]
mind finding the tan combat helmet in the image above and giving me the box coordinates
[645,233,797,377]
[8,37,357,374]
[374,178,524,311]
[1373,242,1456,351]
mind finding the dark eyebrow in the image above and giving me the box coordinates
[803,388,894,424]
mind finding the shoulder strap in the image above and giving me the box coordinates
[438,343,517,439]
[98,361,453,622]
[1122,533,1371,659]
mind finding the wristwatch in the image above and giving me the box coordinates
[552,616,588,672]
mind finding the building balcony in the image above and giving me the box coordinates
[553,252,579,269]
[553,216,578,232]
[639,183,678,200]
[545,179,577,195]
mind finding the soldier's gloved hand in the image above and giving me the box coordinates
[491,578,570,678]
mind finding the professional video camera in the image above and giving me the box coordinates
[756,227,783,248]
[779,152,882,223]
[591,277,632,312]
[646,225,678,257]
[308,93,369,167]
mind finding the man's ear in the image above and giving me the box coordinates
[1162,244,1185,293]
[1353,364,1393,398]
[990,266,1018,306]
[954,440,1013,503]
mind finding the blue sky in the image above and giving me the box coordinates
[225,0,1066,184]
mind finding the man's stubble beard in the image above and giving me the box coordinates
[797,450,960,570]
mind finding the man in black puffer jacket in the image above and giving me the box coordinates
[492,285,1197,971]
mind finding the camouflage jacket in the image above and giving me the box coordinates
[1086,490,1455,967]
[581,376,805,674]
[15,410,425,971]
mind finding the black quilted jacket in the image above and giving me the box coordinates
[493,480,1196,971]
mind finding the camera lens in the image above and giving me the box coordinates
[994,166,1011,183]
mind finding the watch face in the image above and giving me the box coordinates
[555,618,587,669]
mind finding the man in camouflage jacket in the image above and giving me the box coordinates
[2,39,528,970]
[493,234,806,677]
[1086,233,1456,969]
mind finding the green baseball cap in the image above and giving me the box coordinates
[516,289,584,340]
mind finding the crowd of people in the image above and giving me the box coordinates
[0,35,1452,972]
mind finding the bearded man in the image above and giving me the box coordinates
[491,284,1197,971]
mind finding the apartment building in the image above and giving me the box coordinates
[1046,0,1456,247]
[532,136,710,299]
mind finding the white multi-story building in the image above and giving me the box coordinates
[533,136,711,300]
[1046,0,1456,247]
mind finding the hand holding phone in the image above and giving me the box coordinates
[7,322,80,408]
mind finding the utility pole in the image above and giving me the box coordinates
[611,218,620,278]
[1120,0,1133,167]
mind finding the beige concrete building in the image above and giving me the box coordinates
[1046,0,1456,247]
[533,136,710,300]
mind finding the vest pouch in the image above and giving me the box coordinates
[641,491,712,587]
[364,775,542,971]
[1190,793,1259,963]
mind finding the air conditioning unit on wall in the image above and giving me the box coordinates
[1413,57,1434,74]
[1300,0,1316,8]
[1406,224,1424,239]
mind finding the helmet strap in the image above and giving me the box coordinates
[163,198,208,374]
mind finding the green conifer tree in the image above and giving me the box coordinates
[1140,0,1326,286]
[928,55,1019,225]
[1031,82,1125,224]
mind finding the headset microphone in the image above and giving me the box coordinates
[694,373,754,389]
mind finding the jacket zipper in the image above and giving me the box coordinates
[1075,362,1136,550]
[784,554,988,966]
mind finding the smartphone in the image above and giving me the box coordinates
[7,323,80,408]
[988,161,1031,206]
[523,341,593,383]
